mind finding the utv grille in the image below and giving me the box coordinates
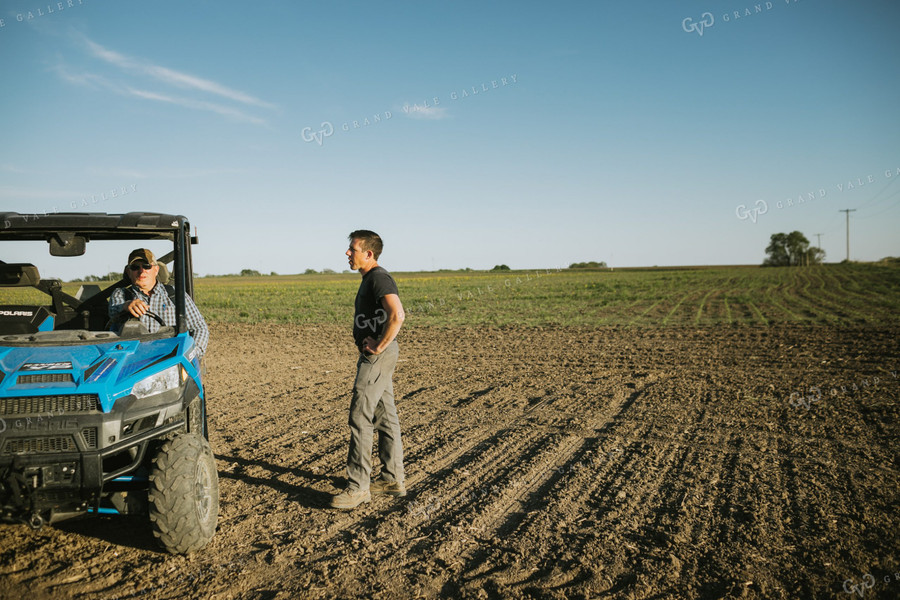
[0,394,100,416]
[4,436,78,454]
[81,427,98,449]
[17,374,75,385]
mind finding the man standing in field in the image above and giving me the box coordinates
[331,230,406,509]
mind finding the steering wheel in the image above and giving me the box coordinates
[111,308,167,332]
[141,310,167,327]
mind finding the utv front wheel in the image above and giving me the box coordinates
[148,432,219,554]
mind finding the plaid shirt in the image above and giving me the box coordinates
[109,281,209,356]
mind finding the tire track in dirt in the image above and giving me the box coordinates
[404,375,668,597]
[512,379,721,597]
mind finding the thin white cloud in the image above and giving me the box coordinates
[401,103,449,120]
[124,86,267,125]
[86,166,252,180]
[145,65,277,110]
[84,167,150,180]
[54,35,276,125]
[81,39,133,69]
[155,167,253,179]
[52,63,268,126]
[82,38,277,110]
[52,66,113,90]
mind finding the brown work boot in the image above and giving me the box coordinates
[370,476,406,497]
[330,487,371,509]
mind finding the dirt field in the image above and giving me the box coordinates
[1,322,898,599]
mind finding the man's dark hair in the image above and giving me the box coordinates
[349,230,384,260]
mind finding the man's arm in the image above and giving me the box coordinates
[184,295,210,357]
[110,286,153,319]
[363,293,404,355]
[108,287,127,319]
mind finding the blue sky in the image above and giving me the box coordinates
[1,0,898,277]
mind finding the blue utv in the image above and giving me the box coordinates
[0,212,218,554]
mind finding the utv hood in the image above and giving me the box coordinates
[0,337,196,413]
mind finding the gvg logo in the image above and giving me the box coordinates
[300,111,393,147]
[682,12,714,36]
[301,122,334,146]
[735,199,768,223]
[788,386,821,410]
[844,574,875,597]
[355,309,386,333]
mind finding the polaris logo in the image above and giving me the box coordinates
[0,310,34,317]
[21,362,73,371]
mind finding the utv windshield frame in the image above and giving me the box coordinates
[0,212,197,341]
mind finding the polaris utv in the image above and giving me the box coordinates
[0,212,218,554]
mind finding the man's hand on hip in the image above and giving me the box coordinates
[361,336,382,355]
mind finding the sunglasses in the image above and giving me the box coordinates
[129,263,155,272]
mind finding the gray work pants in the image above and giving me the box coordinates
[346,341,404,491]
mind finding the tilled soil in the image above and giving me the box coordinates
[1,323,898,599]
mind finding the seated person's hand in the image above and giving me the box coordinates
[126,299,150,318]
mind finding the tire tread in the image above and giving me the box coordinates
[148,432,219,554]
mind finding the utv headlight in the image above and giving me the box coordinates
[132,366,180,399]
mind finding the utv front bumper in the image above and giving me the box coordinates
[0,389,190,525]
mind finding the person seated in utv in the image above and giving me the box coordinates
[108,248,209,356]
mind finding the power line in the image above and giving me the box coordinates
[854,171,899,211]
[856,189,900,220]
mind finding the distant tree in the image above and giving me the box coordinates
[569,261,608,269]
[763,231,823,266]
[806,247,826,265]
[269,271,278,276]
[321,268,336,274]
[303,268,318,275]
[764,233,791,266]
[491,264,511,271]
[77,271,121,282]
[240,269,261,277]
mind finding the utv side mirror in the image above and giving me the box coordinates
[49,233,87,256]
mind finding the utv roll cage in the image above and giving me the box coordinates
[0,212,198,336]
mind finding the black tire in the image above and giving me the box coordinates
[148,432,219,554]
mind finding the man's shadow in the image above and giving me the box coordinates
[215,453,339,509]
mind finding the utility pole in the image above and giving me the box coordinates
[839,209,856,262]
[814,233,823,249]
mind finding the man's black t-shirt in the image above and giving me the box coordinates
[353,266,399,347]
